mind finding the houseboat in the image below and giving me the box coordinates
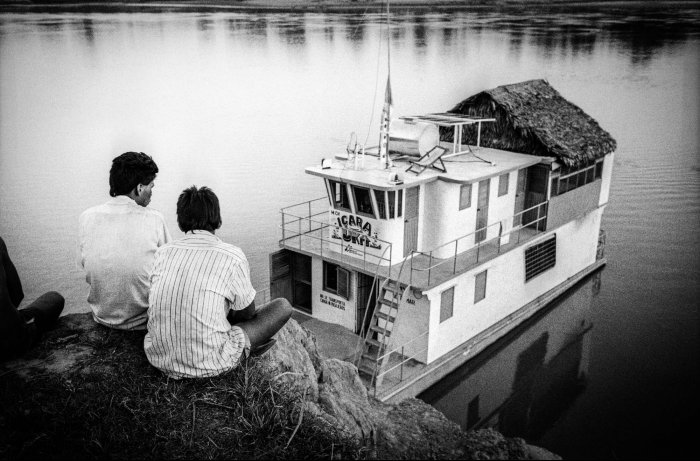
[269,79,616,403]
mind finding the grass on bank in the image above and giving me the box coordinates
[0,326,368,459]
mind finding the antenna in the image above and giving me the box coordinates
[378,0,393,169]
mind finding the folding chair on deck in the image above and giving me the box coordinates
[405,145,448,175]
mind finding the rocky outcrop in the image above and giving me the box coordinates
[1,314,560,459]
[263,316,561,459]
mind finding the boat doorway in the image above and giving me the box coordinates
[356,272,378,334]
[269,249,312,314]
[514,168,528,225]
[523,165,549,231]
[476,179,490,242]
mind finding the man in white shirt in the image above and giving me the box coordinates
[144,186,291,378]
[78,152,171,330]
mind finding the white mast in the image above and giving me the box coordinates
[378,0,393,169]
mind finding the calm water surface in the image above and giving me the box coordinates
[1,5,698,459]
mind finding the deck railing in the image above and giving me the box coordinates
[280,197,394,270]
[409,201,549,286]
[374,331,429,397]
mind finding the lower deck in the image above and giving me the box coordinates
[293,258,606,403]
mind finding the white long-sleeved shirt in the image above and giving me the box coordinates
[78,195,171,330]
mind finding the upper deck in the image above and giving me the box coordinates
[306,143,544,190]
[281,139,554,291]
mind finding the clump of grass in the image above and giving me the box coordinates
[0,326,367,459]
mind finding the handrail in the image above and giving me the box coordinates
[367,253,413,393]
[409,201,549,284]
[377,330,428,363]
[353,243,395,368]
[280,207,395,269]
[375,331,429,386]
[280,196,328,214]
[279,220,394,261]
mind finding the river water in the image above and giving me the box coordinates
[1,4,698,459]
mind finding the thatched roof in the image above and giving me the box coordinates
[447,79,616,168]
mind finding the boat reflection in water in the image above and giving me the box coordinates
[420,270,602,439]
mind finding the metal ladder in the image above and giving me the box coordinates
[357,279,408,387]
[355,252,413,391]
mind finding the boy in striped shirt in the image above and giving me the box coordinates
[144,186,292,378]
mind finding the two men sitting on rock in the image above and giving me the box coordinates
[143,186,292,377]
[78,153,290,376]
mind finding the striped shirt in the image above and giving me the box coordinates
[78,196,171,330]
[144,230,256,378]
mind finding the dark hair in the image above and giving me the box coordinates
[109,152,159,197]
[177,186,222,233]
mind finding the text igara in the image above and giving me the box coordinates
[331,214,382,249]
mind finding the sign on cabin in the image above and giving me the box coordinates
[329,209,383,256]
[320,292,346,311]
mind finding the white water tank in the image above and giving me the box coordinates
[389,120,440,157]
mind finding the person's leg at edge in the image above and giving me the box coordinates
[236,298,292,349]
[19,291,65,334]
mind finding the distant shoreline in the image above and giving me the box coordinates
[1,0,698,14]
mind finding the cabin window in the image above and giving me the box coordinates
[328,180,351,211]
[586,167,595,184]
[474,270,487,304]
[323,261,350,300]
[459,184,472,210]
[498,173,509,197]
[353,186,375,218]
[594,159,604,179]
[525,235,557,281]
[551,159,603,198]
[375,190,387,219]
[440,286,455,323]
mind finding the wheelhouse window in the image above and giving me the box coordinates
[328,180,351,211]
[323,261,350,300]
[459,184,472,210]
[375,190,387,219]
[352,186,375,218]
[388,191,396,218]
[397,189,403,218]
